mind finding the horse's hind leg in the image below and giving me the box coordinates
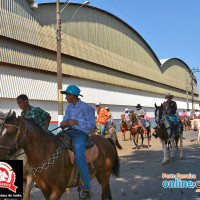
[96,171,112,200]
[179,133,183,160]
[170,138,175,160]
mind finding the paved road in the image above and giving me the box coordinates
[30,130,200,200]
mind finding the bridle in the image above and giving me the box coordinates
[0,121,32,159]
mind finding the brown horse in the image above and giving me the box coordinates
[178,116,191,131]
[0,115,120,200]
[120,115,128,141]
[129,112,143,150]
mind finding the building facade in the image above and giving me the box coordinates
[0,0,199,130]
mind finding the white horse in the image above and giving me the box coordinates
[154,104,183,164]
[191,119,200,142]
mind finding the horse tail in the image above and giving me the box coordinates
[107,138,120,177]
[116,138,123,150]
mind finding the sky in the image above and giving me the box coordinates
[35,0,200,96]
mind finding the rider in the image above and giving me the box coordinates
[17,94,51,131]
[135,104,147,134]
[186,109,193,120]
[164,93,179,134]
[60,85,95,199]
[95,102,111,136]
[181,110,187,122]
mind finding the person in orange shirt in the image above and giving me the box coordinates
[95,102,111,136]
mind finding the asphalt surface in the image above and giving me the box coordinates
[30,130,200,200]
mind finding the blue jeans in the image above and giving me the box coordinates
[100,126,106,136]
[65,129,91,190]
[140,118,147,130]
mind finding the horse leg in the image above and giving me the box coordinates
[170,138,175,160]
[147,133,151,148]
[140,134,143,149]
[179,133,183,160]
[160,139,167,164]
[23,175,34,200]
[49,190,63,200]
[66,188,71,200]
[96,171,112,200]
[132,134,137,150]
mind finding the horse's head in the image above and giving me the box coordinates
[0,114,23,159]
[129,111,136,121]
[0,110,12,134]
[154,103,163,125]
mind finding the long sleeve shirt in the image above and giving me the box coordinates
[96,108,110,126]
[165,100,177,115]
[62,99,95,133]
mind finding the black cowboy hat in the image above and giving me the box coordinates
[136,104,142,108]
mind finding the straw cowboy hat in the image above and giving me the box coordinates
[165,93,174,99]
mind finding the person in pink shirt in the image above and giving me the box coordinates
[181,110,187,122]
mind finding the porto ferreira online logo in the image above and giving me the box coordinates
[0,162,17,193]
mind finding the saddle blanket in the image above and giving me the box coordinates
[67,144,99,165]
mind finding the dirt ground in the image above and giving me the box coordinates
[30,130,200,200]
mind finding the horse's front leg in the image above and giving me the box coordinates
[140,133,144,149]
[133,134,138,150]
[147,133,151,148]
[160,139,168,164]
[23,175,34,200]
[198,129,200,142]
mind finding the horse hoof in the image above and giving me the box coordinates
[140,146,143,149]
[179,157,183,160]
[162,161,167,165]
[171,157,174,160]
[136,148,138,150]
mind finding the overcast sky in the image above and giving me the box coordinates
[35,0,200,96]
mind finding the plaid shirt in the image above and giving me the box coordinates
[21,105,50,129]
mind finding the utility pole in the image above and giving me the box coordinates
[190,68,200,113]
[185,70,189,110]
[56,0,63,125]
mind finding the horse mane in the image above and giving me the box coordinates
[24,118,54,137]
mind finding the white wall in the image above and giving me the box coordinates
[0,66,199,121]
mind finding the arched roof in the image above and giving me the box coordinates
[38,2,161,66]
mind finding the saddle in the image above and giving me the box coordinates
[58,132,99,188]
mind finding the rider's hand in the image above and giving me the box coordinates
[61,119,69,127]
[68,120,79,126]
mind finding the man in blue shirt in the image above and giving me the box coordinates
[61,85,95,199]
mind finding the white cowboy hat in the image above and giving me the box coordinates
[165,93,174,99]
[124,108,129,112]
[95,102,101,106]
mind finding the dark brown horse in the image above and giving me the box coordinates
[0,115,120,200]
[120,115,128,141]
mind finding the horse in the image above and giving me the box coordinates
[191,119,200,142]
[0,115,120,200]
[92,125,123,150]
[0,111,34,200]
[129,112,143,150]
[186,116,191,130]
[120,115,128,141]
[178,116,186,131]
[153,104,183,164]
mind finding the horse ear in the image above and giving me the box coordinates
[11,111,16,116]
[18,116,24,122]
[155,103,157,108]
[161,103,163,107]
[7,110,12,116]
